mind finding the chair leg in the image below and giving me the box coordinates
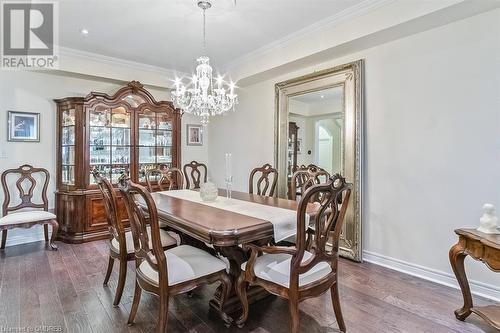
[288,297,300,333]
[0,230,7,249]
[157,293,169,333]
[48,220,59,250]
[44,224,49,242]
[127,281,142,326]
[113,258,127,307]
[103,256,114,286]
[235,274,249,328]
[331,282,346,332]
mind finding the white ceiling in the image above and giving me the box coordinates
[59,0,364,73]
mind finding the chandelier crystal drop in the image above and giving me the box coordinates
[171,0,238,125]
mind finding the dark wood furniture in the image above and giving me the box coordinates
[148,188,318,314]
[118,178,232,332]
[145,167,184,192]
[183,161,207,189]
[287,122,299,178]
[236,174,352,333]
[289,165,330,200]
[249,163,278,197]
[92,170,177,306]
[449,228,500,330]
[54,81,181,243]
[0,165,58,250]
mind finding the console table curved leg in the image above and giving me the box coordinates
[449,242,472,320]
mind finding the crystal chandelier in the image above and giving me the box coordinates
[171,0,238,125]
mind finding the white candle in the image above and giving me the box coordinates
[225,153,232,181]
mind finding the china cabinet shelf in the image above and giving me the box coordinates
[54,81,181,244]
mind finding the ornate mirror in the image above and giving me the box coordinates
[275,60,363,261]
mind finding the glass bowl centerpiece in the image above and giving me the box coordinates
[200,181,218,202]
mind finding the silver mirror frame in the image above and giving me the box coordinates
[274,59,363,262]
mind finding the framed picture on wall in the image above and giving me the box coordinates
[297,138,302,154]
[7,111,40,142]
[186,124,203,146]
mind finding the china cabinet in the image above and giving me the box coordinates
[54,81,181,243]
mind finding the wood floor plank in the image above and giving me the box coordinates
[78,288,123,333]
[0,252,20,330]
[19,251,43,329]
[34,249,67,332]
[46,248,94,333]
[61,249,91,293]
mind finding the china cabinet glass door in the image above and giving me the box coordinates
[89,105,131,184]
[61,108,76,185]
[138,109,173,182]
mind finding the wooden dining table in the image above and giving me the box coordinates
[148,188,315,314]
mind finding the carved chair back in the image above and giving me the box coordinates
[146,167,184,192]
[249,164,278,197]
[183,161,207,189]
[289,165,330,200]
[119,177,169,285]
[1,164,50,216]
[293,174,352,287]
[91,169,126,252]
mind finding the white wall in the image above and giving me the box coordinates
[0,71,208,246]
[208,9,500,291]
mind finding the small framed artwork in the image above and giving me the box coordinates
[297,138,302,154]
[186,124,203,146]
[7,111,40,142]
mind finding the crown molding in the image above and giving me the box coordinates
[60,46,178,75]
[58,46,187,88]
[223,0,396,72]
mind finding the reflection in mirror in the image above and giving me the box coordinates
[288,86,343,178]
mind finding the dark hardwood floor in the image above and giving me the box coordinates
[0,240,497,333]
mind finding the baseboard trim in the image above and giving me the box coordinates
[4,226,47,248]
[363,250,500,302]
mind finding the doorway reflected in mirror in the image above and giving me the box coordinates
[288,86,344,177]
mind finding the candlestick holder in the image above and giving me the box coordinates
[225,176,233,199]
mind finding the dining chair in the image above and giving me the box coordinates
[236,174,352,333]
[146,167,184,192]
[248,163,278,197]
[91,170,177,307]
[289,165,330,200]
[118,177,233,332]
[0,165,58,250]
[183,161,207,189]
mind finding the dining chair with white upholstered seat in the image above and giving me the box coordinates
[183,160,207,189]
[236,174,352,333]
[118,176,232,333]
[0,165,58,250]
[248,163,278,197]
[146,167,184,192]
[91,169,177,307]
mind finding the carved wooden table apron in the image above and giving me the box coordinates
[449,228,500,330]
[150,189,307,314]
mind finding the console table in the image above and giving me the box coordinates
[449,228,500,330]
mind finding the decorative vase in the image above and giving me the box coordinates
[200,181,218,202]
[477,203,500,234]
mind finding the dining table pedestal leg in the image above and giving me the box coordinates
[211,244,272,314]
